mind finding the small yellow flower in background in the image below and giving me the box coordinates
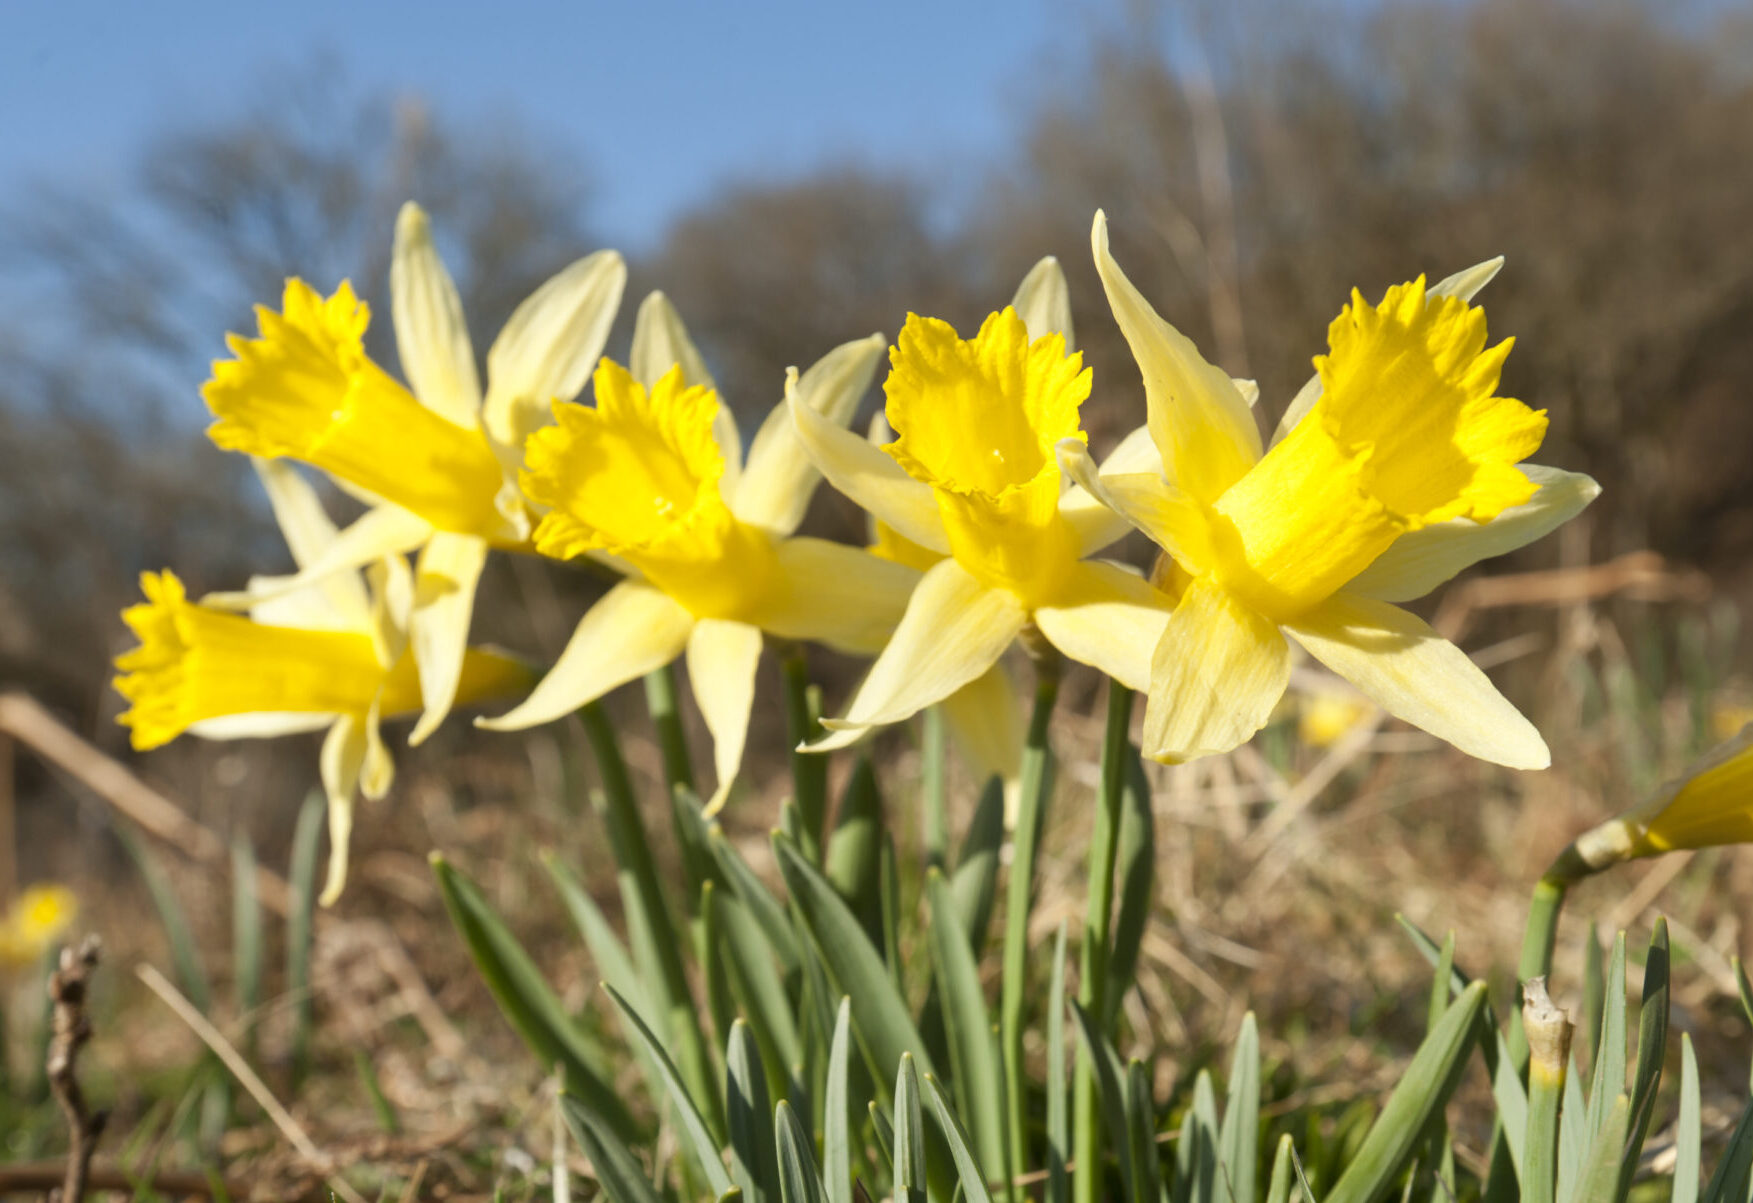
[114,462,531,903]
[1566,725,1753,873]
[202,202,625,745]
[1713,701,1753,742]
[792,256,1174,748]
[1064,210,1599,768]
[1296,689,1376,749]
[479,293,919,812]
[0,884,79,968]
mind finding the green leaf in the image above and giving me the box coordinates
[1584,933,1627,1152]
[287,789,324,1091]
[826,999,856,1203]
[729,1021,779,1203]
[1734,957,1753,1028]
[895,1054,928,1203]
[1127,1059,1160,1203]
[870,1099,895,1170]
[778,1100,831,1203]
[826,758,884,944]
[775,837,937,1087]
[1184,1070,1221,1203]
[230,836,263,1057]
[1219,1014,1260,1203]
[924,1071,997,1203]
[1265,1135,1296,1203]
[949,778,1004,954]
[1426,934,1456,1035]
[1047,923,1072,1203]
[603,982,733,1195]
[1583,927,1606,1071]
[926,868,1005,1176]
[1071,1000,1135,1203]
[1556,1054,1586,1203]
[1322,981,1488,1203]
[711,823,802,972]
[1674,1035,1701,1203]
[432,856,632,1136]
[119,825,211,1013]
[1619,921,1670,1199]
[1701,1093,1753,1203]
[704,881,739,1052]
[1569,1094,1629,1203]
[542,852,653,1020]
[1103,752,1155,1028]
[562,1096,663,1203]
[712,883,804,1088]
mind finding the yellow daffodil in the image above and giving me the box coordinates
[0,884,79,968]
[479,293,919,811]
[1296,688,1376,749]
[1063,211,1598,767]
[201,201,625,745]
[114,461,531,903]
[864,411,1022,800]
[792,258,1175,747]
[1562,724,1753,873]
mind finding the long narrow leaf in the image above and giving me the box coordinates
[1701,1093,1753,1203]
[1071,1001,1135,1203]
[729,1021,778,1203]
[950,778,1004,954]
[1127,1060,1160,1203]
[1570,1094,1630,1203]
[926,868,1006,1176]
[562,1096,664,1203]
[1674,1035,1701,1203]
[1048,923,1072,1203]
[1103,753,1155,1028]
[287,789,324,1090]
[924,1072,997,1203]
[894,1054,928,1203]
[826,999,855,1203]
[710,824,802,971]
[432,856,632,1136]
[1619,921,1670,1200]
[1219,1014,1261,1203]
[603,983,733,1195]
[1583,934,1627,1150]
[778,1100,831,1203]
[1322,981,1488,1203]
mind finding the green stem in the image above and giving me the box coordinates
[643,665,715,907]
[1507,874,1571,1071]
[578,701,726,1142]
[643,664,696,794]
[1073,683,1134,1203]
[1001,652,1063,1199]
[781,647,828,862]
[922,706,949,871]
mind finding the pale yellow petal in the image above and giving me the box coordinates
[366,552,415,667]
[408,532,490,745]
[1100,423,1163,475]
[360,700,394,798]
[482,248,627,464]
[1232,378,1260,407]
[1091,210,1261,504]
[788,387,949,555]
[252,459,373,629]
[1010,256,1074,348]
[685,619,764,814]
[815,559,1026,748]
[938,662,1023,792]
[1032,560,1173,693]
[391,202,482,426]
[735,334,886,534]
[1142,576,1289,763]
[1269,255,1506,448]
[477,582,694,731]
[1345,466,1600,603]
[1055,439,1210,570]
[203,504,432,614]
[188,713,337,739]
[319,714,365,906]
[747,536,919,655]
[1282,589,1548,769]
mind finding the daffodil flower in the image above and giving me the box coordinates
[0,883,79,968]
[863,410,1023,798]
[113,461,531,902]
[1566,724,1753,870]
[478,293,919,812]
[201,202,625,745]
[792,259,1174,748]
[1063,211,1599,767]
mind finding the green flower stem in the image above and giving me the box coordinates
[578,701,726,1142]
[922,706,950,870]
[1507,867,1577,1070]
[643,664,715,907]
[643,664,696,795]
[1074,682,1134,1203]
[780,647,828,863]
[1521,977,1572,1203]
[1001,649,1063,1199]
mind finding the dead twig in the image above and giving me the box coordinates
[46,936,107,1203]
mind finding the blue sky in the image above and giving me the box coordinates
[1,1,1120,253]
